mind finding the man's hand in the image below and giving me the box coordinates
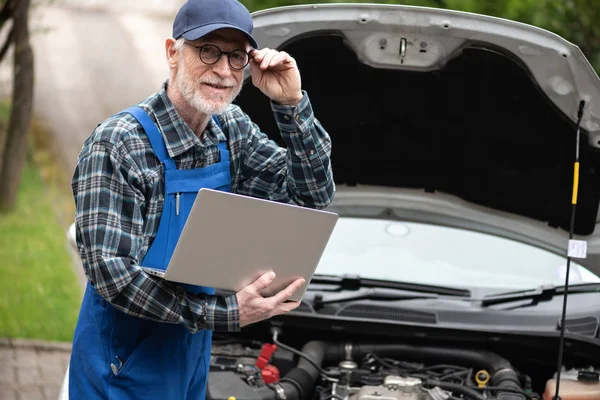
[236,271,305,327]
[249,48,303,105]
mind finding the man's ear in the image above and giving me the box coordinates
[166,38,178,69]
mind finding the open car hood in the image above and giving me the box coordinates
[234,3,600,277]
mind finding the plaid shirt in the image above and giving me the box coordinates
[72,81,334,334]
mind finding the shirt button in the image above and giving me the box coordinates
[283,115,290,121]
[309,149,315,155]
[295,114,300,121]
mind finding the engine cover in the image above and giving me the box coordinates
[352,376,430,400]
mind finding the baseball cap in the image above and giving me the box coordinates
[173,0,258,49]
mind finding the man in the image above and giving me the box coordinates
[67,0,335,398]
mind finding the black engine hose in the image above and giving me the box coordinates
[275,341,330,399]
[343,344,511,372]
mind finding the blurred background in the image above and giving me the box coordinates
[0,0,598,398]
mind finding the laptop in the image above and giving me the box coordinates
[142,188,339,301]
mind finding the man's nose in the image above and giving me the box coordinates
[212,55,232,77]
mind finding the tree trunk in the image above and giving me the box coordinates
[0,27,14,65]
[0,0,16,27]
[0,0,33,211]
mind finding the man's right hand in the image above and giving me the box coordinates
[236,271,305,327]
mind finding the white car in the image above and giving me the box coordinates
[61,3,600,400]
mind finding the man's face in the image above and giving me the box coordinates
[174,28,248,115]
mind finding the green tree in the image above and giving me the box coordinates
[441,0,600,73]
[536,0,600,72]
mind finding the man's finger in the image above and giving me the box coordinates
[261,49,278,70]
[268,52,290,67]
[274,300,301,315]
[270,277,305,305]
[251,48,270,63]
[250,271,276,292]
[268,51,292,66]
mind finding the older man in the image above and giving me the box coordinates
[67,0,335,398]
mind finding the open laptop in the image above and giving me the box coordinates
[142,188,339,301]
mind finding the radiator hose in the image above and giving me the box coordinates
[259,340,332,400]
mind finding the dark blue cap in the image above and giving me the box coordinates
[173,0,258,49]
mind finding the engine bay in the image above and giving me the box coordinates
[206,324,600,400]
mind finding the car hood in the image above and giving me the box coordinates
[234,3,600,277]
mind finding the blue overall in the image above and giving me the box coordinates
[69,107,230,399]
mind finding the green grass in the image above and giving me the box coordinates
[0,101,9,119]
[0,124,81,342]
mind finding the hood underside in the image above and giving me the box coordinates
[233,4,600,275]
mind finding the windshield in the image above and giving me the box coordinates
[315,218,600,295]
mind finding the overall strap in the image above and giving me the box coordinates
[123,106,176,170]
[212,115,230,161]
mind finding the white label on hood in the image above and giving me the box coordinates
[568,240,587,259]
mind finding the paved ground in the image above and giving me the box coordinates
[0,253,79,400]
[30,2,174,174]
[0,338,71,400]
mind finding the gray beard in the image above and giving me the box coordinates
[175,62,242,115]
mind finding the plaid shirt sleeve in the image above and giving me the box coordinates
[233,91,335,207]
[72,139,239,334]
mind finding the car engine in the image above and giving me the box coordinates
[206,328,552,400]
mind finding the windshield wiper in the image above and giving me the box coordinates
[480,283,600,308]
[312,288,438,310]
[309,274,471,297]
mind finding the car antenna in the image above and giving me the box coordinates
[553,99,586,400]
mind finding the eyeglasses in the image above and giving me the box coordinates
[184,42,251,70]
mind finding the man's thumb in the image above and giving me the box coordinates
[251,271,276,292]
